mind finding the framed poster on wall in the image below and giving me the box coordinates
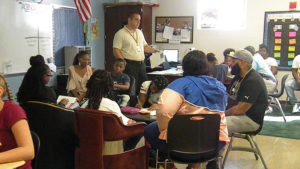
[155,16,193,43]
[263,11,300,70]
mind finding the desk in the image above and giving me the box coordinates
[147,68,183,83]
[124,113,156,124]
[0,161,25,169]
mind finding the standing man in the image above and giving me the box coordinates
[113,12,159,94]
[226,50,268,135]
[285,54,300,106]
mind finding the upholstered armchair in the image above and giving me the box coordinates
[74,108,148,169]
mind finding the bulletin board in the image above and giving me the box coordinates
[155,16,193,44]
[263,11,300,70]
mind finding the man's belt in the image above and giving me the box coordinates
[125,59,144,64]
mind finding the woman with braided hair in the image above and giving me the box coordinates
[82,70,145,151]
[135,76,168,110]
[81,69,135,125]
[17,55,56,104]
[17,55,68,106]
[0,74,34,168]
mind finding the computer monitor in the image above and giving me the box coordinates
[163,49,179,63]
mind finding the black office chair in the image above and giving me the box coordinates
[31,131,40,169]
[222,122,268,169]
[268,74,289,122]
[156,114,222,169]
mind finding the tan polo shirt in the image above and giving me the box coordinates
[113,26,147,61]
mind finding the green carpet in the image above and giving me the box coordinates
[259,105,300,139]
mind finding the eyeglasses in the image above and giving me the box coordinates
[46,74,53,77]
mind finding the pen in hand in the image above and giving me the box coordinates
[136,96,142,109]
[137,96,140,105]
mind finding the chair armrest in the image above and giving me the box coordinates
[103,121,146,141]
[123,122,147,137]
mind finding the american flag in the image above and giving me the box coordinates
[74,0,92,22]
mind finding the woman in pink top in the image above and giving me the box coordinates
[144,50,229,169]
[67,51,95,102]
[0,74,34,168]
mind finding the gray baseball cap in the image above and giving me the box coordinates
[232,49,253,64]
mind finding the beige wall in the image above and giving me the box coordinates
[152,0,300,100]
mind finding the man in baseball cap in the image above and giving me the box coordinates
[225,49,268,135]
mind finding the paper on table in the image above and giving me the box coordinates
[0,161,25,169]
[57,95,78,108]
[140,108,156,115]
[163,26,174,39]
[150,52,164,69]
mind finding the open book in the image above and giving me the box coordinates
[56,95,78,109]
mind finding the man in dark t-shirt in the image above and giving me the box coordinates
[225,50,268,135]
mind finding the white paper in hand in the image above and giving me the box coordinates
[150,52,164,69]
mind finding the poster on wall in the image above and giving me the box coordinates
[91,17,99,40]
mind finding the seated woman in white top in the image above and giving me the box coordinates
[67,51,95,102]
[81,70,140,151]
[81,69,134,125]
